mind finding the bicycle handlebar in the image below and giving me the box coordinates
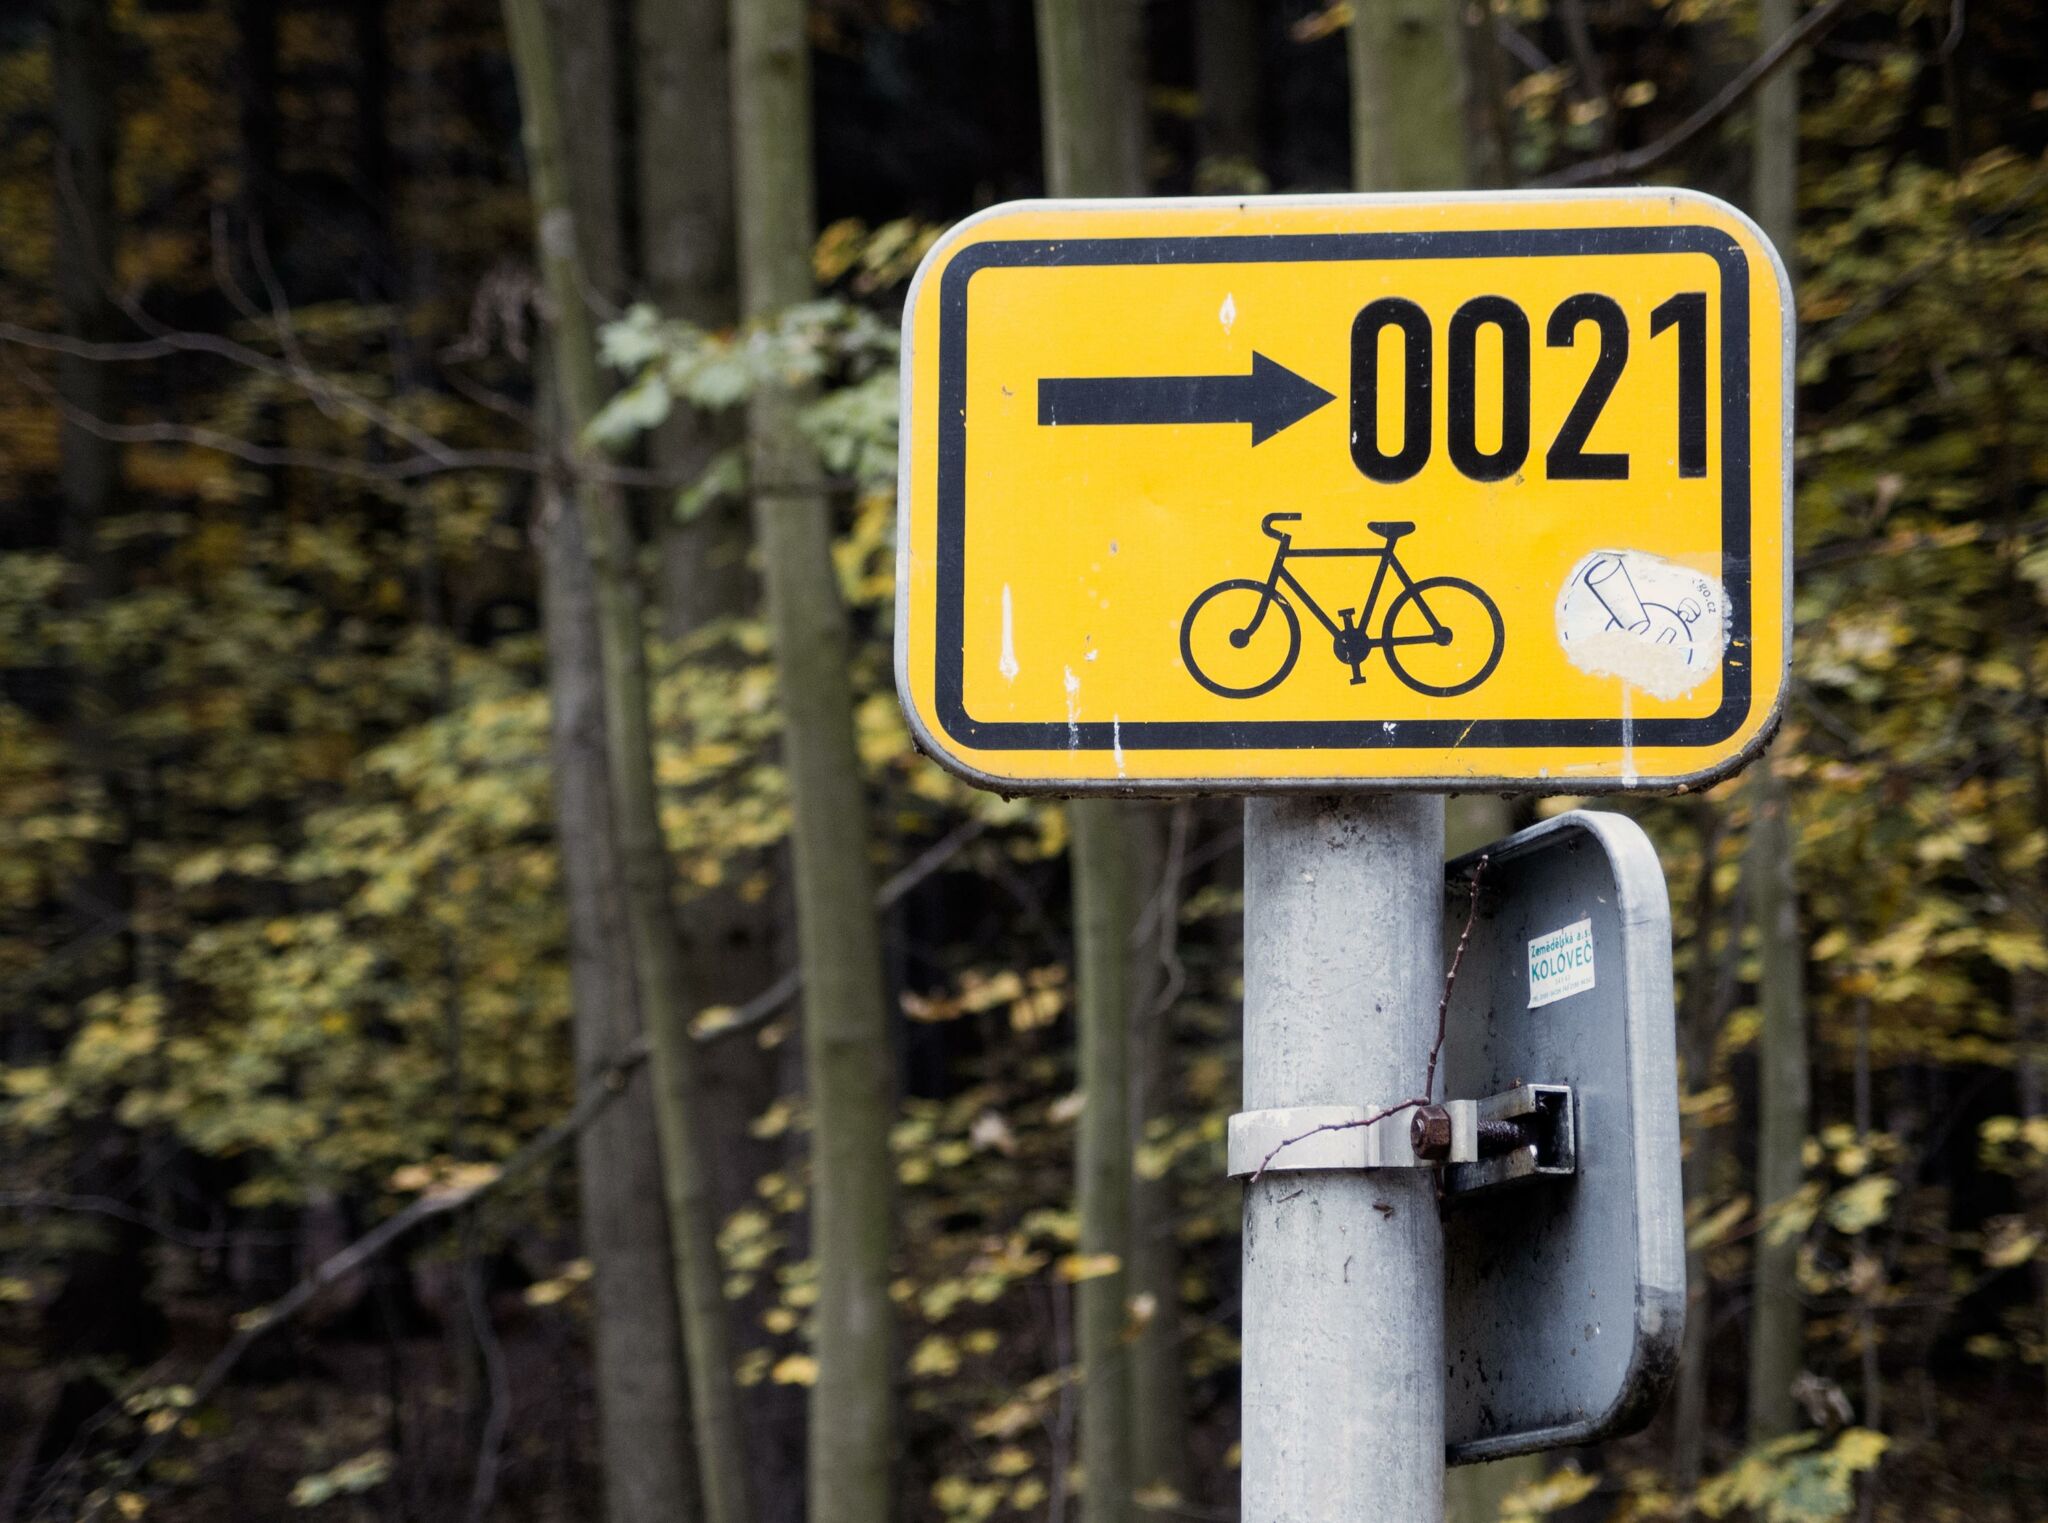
[1261,512,1303,539]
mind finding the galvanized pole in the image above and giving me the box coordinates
[1241,793,1446,1522]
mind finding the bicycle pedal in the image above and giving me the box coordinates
[1347,665,1367,686]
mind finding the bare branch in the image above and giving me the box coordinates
[74,1034,645,1522]
[1535,0,1856,188]
[67,810,996,1513]
[9,374,535,483]
[0,1192,296,1251]
[3,347,704,491]
[696,816,992,1043]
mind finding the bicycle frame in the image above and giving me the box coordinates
[1237,537,1449,648]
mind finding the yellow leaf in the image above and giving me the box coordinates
[1824,1176,1896,1235]
[1688,1195,1752,1251]
[1057,1252,1122,1283]
[770,1354,818,1386]
[1982,1215,2041,1269]
[750,1099,796,1139]
[1831,1428,1889,1471]
[1289,2,1352,42]
[1764,1182,1825,1245]
[692,1005,739,1037]
[1501,1465,1600,1522]
[910,1335,960,1378]
[987,1447,1033,1478]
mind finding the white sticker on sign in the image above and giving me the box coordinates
[1528,919,1596,1008]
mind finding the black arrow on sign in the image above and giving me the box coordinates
[1037,352,1336,446]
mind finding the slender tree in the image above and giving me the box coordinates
[541,448,701,1523]
[1127,804,1189,1515]
[1674,801,1735,1485]
[1745,0,1809,1443]
[523,5,701,1520]
[1347,0,1469,192]
[729,5,896,1522]
[1034,5,1149,1520]
[635,0,742,639]
[1193,0,1259,185]
[631,17,786,1444]
[1746,768,1809,1440]
[501,5,754,1521]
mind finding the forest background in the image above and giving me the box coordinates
[1,1,2045,1522]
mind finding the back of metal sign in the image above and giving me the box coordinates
[1441,810,1685,1464]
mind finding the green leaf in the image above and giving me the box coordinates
[583,372,673,449]
[677,449,746,522]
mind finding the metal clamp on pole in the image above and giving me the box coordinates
[1226,1083,1575,1189]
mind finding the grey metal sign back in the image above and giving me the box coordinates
[1440,810,1685,1464]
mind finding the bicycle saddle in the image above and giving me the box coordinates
[1260,511,1303,539]
[1367,520,1416,540]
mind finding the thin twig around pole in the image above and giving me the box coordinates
[1425,853,1489,1105]
[1247,852,1489,1187]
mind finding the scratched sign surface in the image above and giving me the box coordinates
[894,192,1791,793]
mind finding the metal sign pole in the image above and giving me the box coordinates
[1241,793,1446,1522]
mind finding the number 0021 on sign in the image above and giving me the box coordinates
[894,191,1791,793]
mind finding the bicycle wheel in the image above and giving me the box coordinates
[1381,577,1505,697]
[1180,579,1302,699]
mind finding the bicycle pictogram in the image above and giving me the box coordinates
[1179,514,1506,700]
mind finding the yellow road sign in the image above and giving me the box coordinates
[895,192,1790,793]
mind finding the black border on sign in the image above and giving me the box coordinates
[931,226,1753,752]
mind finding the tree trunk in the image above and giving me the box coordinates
[544,0,628,307]
[633,0,776,1268]
[1127,807,1188,1517]
[1035,0,1145,200]
[1675,801,1731,1485]
[729,6,897,1523]
[532,7,703,1520]
[540,451,700,1523]
[1750,0,1799,273]
[1348,0,1470,192]
[1034,8,1148,1521]
[633,0,745,639]
[1745,761,1809,1440]
[1069,800,1137,1523]
[1193,0,1259,182]
[501,6,755,1523]
[1745,0,1807,1442]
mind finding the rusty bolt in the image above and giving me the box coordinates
[1409,1105,1453,1160]
[1410,1108,1541,1163]
[1477,1117,1541,1158]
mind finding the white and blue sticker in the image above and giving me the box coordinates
[1528,919,1596,1008]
